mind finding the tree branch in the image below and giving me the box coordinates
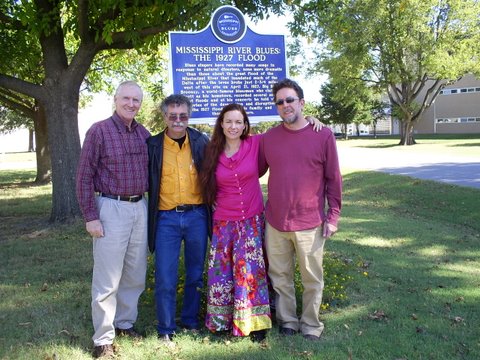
[77,0,91,41]
[96,3,207,51]
[0,74,44,102]
[0,90,36,117]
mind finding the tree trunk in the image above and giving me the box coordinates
[44,84,82,222]
[398,120,416,145]
[33,103,51,184]
[28,129,35,152]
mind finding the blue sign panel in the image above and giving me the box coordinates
[169,6,287,124]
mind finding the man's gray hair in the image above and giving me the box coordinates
[160,94,193,115]
[114,81,143,100]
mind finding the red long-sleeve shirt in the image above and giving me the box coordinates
[76,112,150,222]
[259,124,342,231]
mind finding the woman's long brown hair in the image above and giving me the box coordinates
[200,103,251,206]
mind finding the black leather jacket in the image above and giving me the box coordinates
[147,127,211,252]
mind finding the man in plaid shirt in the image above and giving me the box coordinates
[76,81,149,358]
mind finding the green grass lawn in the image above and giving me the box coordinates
[1,137,479,359]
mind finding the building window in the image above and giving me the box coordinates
[440,86,480,95]
[436,117,480,124]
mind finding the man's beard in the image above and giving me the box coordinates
[282,114,298,124]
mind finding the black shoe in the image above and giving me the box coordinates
[92,344,114,358]
[115,327,142,339]
[303,334,321,341]
[250,330,267,342]
[279,327,297,336]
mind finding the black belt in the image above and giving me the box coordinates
[170,204,203,212]
[100,193,143,202]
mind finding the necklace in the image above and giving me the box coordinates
[224,142,240,158]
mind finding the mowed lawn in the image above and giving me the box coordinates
[1,135,479,359]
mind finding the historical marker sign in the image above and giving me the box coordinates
[169,5,287,124]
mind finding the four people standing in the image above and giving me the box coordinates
[259,78,342,341]
[76,81,149,358]
[76,78,341,355]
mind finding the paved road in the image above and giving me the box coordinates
[338,146,480,189]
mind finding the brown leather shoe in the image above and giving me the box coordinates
[279,327,297,336]
[93,344,114,358]
[115,327,142,339]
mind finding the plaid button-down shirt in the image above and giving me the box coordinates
[76,112,150,222]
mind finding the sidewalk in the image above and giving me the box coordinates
[338,146,480,189]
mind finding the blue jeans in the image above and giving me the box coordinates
[154,206,208,335]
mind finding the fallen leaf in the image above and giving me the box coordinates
[26,229,49,238]
[453,316,464,323]
[411,313,418,320]
[41,282,48,291]
[368,310,387,320]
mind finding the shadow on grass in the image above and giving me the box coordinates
[0,180,50,189]
[356,143,398,149]
[449,142,480,147]
[0,169,37,186]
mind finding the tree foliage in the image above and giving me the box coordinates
[0,0,285,222]
[288,0,480,145]
[0,106,31,134]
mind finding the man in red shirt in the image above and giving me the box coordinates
[259,78,342,341]
[76,81,149,358]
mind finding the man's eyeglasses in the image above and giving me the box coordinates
[274,97,299,106]
[167,113,189,122]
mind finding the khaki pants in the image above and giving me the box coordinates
[91,196,148,346]
[265,221,325,337]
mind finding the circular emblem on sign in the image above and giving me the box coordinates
[211,6,246,43]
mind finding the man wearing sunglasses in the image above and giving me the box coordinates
[259,78,342,341]
[147,94,210,345]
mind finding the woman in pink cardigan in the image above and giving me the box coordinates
[200,103,271,342]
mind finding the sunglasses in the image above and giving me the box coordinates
[167,113,189,122]
[274,97,299,106]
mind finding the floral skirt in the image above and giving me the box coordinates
[205,214,272,336]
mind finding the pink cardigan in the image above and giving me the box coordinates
[213,135,264,221]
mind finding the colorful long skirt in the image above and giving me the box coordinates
[205,214,272,336]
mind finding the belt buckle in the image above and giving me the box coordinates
[175,205,185,212]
